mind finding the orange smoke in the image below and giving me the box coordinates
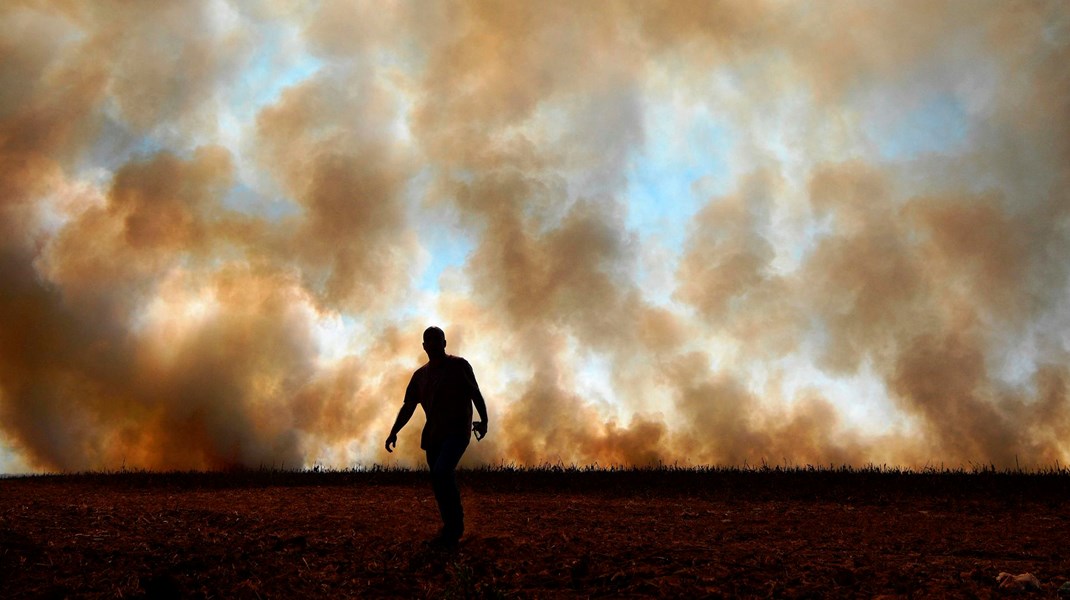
[0,1,1067,471]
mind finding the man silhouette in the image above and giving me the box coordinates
[385,326,488,547]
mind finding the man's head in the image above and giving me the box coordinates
[422,326,447,359]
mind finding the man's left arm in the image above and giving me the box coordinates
[465,360,489,439]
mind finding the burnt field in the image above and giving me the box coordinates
[2,466,1070,598]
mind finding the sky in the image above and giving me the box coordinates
[1,0,1068,473]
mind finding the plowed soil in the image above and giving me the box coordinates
[2,469,1069,598]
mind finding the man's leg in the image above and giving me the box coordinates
[426,434,470,541]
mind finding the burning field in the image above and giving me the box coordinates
[3,1,1070,477]
[4,7,1069,596]
[3,467,1070,598]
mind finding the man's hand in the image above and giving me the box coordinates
[386,403,415,453]
[472,421,488,441]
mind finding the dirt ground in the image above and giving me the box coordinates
[2,469,1069,598]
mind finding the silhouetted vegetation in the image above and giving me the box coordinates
[5,462,1069,502]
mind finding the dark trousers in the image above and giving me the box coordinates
[425,434,470,538]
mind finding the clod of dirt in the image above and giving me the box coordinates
[996,572,1042,592]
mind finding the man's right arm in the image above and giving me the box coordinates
[385,402,416,453]
[386,377,419,453]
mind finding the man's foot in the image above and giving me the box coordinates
[428,528,462,549]
[428,534,459,550]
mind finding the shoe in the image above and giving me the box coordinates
[429,528,462,549]
[428,535,459,550]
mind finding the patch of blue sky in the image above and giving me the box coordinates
[414,222,476,294]
[230,26,323,113]
[625,150,705,242]
[625,118,733,242]
[222,182,300,220]
[624,104,735,304]
[127,134,170,158]
[210,27,324,220]
[405,169,477,296]
[873,94,969,161]
[77,113,169,177]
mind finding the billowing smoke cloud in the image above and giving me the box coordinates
[0,1,1067,471]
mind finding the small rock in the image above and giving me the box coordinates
[1057,581,1070,597]
[996,571,1042,592]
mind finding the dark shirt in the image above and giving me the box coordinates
[403,355,481,450]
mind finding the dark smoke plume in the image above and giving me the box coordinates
[0,1,1067,471]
